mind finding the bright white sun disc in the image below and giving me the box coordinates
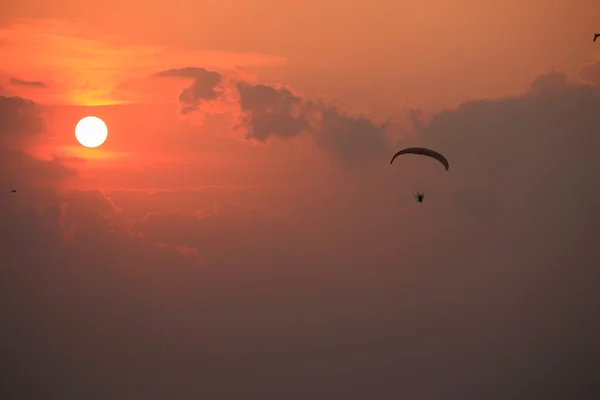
[75,116,108,148]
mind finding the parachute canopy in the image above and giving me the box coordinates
[390,147,449,171]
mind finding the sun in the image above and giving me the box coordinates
[75,116,108,148]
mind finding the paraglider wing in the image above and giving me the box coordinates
[390,147,449,171]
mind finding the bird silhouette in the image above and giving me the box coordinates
[595,33,600,42]
[10,190,16,193]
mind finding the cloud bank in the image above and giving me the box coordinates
[1,70,599,399]
[578,61,600,87]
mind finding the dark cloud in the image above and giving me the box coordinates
[529,70,569,94]
[66,189,117,215]
[419,71,600,220]
[312,104,390,166]
[0,150,78,189]
[0,199,206,399]
[235,82,389,165]
[237,82,309,141]
[0,96,77,191]
[578,61,600,86]
[155,67,224,114]
[9,77,46,88]
[0,95,45,137]
[155,67,214,79]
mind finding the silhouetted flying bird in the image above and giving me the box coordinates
[594,33,600,42]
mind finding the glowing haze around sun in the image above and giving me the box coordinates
[75,116,108,148]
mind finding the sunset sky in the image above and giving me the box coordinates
[2,1,600,398]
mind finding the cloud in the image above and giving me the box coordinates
[66,189,119,215]
[578,61,600,86]
[0,95,45,137]
[132,205,278,259]
[234,81,391,165]
[155,67,225,114]
[311,104,390,166]
[529,70,570,94]
[1,71,599,399]
[160,67,391,165]
[9,77,46,88]
[155,67,220,80]
[0,150,78,188]
[0,96,77,191]
[418,71,600,222]
[236,82,309,141]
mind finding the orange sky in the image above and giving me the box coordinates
[2,1,599,110]
[1,1,598,196]
[1,3,600,398]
